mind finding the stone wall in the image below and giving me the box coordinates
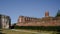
[16,11,60,26]
[16,16,60,26]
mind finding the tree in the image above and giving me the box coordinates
[11,23,16,29]
[56,10,60,17]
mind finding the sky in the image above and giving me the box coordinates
[0,0,60,24]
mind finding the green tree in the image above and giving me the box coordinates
[56,10,60,17]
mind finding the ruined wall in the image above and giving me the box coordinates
[16,16,60,26]
[16,11,60,26]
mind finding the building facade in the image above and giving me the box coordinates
[16,11,60,26]
[0,14,11,29]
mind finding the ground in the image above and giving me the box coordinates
[0,29,59,34]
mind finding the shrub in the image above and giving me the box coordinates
[14,25,60,31]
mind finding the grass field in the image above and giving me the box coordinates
[1,29,36,34]
[0,29,59,34]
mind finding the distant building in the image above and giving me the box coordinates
[16,11,60,26]
[0,14,11,29]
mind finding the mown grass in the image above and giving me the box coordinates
[0,29,60,34]
[1,29,37,34]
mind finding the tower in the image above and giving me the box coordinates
[18,16,25,23]
[45,11,49,17]
[0,14,11,29]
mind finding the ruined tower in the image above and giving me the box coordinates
[18,16,25,23]
[0,14,11,29]
[45,11,49,17]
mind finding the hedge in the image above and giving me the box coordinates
[14,25,60,31]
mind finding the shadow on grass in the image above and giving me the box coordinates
[0,29,5,34]
[56,33,60,34]
[0,32,5,34]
